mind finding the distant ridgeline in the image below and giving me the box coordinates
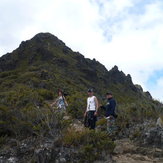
[0,32,162,137]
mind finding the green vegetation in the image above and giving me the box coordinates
[0,32,162,147]
[0,135,7,146]
[62,127,115,162]
[67,92,86,119]
[96,118,107,131]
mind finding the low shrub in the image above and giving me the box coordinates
[96,118,107,126]
[0,135,7,147]
[67,92,86,119]
[130,128,142,140]
[96,118,107,131]
[62,128,115,162]
[37,89,54,100]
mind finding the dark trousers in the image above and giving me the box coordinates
[85,111,97,129]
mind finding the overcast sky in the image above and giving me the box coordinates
[0,0,163,101]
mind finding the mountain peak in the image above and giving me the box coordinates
[0,33,153,102]
[31,32,59,42]
[18,32,68,52]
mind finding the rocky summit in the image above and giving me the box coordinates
[0,32,163,162]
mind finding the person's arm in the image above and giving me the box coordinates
[51,102,56,107]
[51,98,58,107]
[100,104,107,110]
[94,97,99,116]
[84,109,87,117]
[84,99,88,117]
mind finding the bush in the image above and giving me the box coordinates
[96,118,107,131]
[0,135,7,147]
[0,70,18,78]
[0,85,44,108]
[96,118,107,126]
[62,128,115,162]
[0,102,64,137]
[67,92,86,119]
[37,89,54,100]
[130,128,141,140]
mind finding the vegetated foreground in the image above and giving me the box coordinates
[0,33,163,162]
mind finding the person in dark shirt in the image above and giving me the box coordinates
[101,92,117,134]
[103,92,117,118]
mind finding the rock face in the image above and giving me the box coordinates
[135,84,153,99]
[0,122,114,163]
[0,137,71,163]
[113,138,163,163]
[118,120,163,149]
[157,117,163,128]
[143,127,163,148]
[108,66,132,84]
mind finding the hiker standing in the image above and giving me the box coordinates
[101,92,117,134]
[84,89,99,129]
[51,89,68,111]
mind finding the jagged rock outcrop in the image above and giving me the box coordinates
[135,84,153,99]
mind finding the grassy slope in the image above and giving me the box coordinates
[0,33,162,139]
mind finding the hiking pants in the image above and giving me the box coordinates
[87,111,97,129]
[107,116,116,134]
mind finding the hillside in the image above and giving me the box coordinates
[0,33,156,101]
[0,33,163,162]
[0,33,161,118]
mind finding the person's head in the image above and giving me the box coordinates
[106,92,113,99]
[87,88,94,97]
[58,89,63,96]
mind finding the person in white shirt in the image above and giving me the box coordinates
[84,89,99,129]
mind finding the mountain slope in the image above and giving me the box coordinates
[0,33,153,100]
[0,32,163,163]
[0,32,161,133]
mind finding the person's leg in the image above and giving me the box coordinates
[107,116,115,134]
[88,118,91,129]
[90,111,96,129]
[87,111,91,128]
[84,113,89,128]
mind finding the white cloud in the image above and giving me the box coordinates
[0,0,163,100]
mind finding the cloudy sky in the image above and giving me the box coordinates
[0,0,163,101]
